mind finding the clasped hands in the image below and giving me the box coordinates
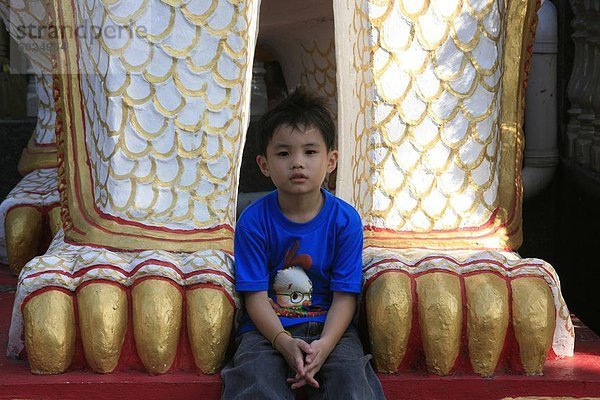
[275,334,334,389]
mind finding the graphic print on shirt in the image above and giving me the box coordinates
[271,240,327,318]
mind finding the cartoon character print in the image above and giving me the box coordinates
[271,241,326,318]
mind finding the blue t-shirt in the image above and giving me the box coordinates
[234,189,363,334]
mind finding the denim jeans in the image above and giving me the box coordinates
[220,322,386,400]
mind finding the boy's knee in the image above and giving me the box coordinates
[221,352,292,400]
[221,365,294,400]
[316,355,384,400]
[321,353,373,377]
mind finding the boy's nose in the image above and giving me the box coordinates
[291,157,304,169]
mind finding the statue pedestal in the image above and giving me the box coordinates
[2,267,600,400]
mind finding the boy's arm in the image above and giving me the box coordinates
[289,210,364,388]
[244,291,314,381]
[290,291,356,389]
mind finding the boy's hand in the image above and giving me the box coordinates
[275,334,313,379]
[304,338,335,388]
[287,337,334,389]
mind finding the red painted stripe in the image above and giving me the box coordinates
[131,275,186,295]
[364,244,514,252]
[21,286,73,312]
[363,256,556,284]
[60,237,234,255]
[187,282,237,309]
[22,259,234,283]
[75,278,125,293]
[5,203,59,215]
[365,207,500,235]
[17,189,58,195]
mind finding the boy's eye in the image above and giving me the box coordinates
[277,151,289,157]
[306,150,317,155]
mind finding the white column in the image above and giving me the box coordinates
[566,0,585,158]
[523,0,560,200]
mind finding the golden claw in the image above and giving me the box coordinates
[366,272,412,373]
[512,277,555,375]
[23,290,76,374]
[132,279,183,374]
[465,273,509,377]
[367,271,555,376]
[78,283,128,373]
[187,286,234,374]
[6,206,44,275]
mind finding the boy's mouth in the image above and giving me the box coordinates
[290,173,308,181]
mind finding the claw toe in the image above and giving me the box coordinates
[465,273,509,377]
[367,272,412,373]
[187,286,234,374]
[512,277,555,375]
[416,272,462,375]
[24,290,76,374]
[132,279,182,374]
[78,283,128,373]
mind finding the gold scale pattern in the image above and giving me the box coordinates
[299,36,338,191]
[73,0,255,230]
[299,38,337,113]
[351,0,504,232]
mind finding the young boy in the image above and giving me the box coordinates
[221,87,385,399]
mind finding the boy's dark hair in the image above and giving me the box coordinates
[256,86,335,156]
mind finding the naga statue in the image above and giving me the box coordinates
[335,0,573,376]
[2,0,573,378]
[0,0,60,275]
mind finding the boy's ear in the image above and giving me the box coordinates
[327,150,338,173]
[256,155,270,177]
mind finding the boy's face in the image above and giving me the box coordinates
[256,124,337,198]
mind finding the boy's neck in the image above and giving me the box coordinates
[277,189,324,223]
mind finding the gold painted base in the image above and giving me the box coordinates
[78,283,128,373]
[465,273,509,377]
[366,272,412,373]
[17,143,58,176]
[416,272,462,376]
[6,206,43,275]
[512,277,556,375]
[132,279,182,374]
[365,270,557,376]
[48,206,62,236]
[23,290,76,374]
[21,277,238,374]
[187,287,234,374]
